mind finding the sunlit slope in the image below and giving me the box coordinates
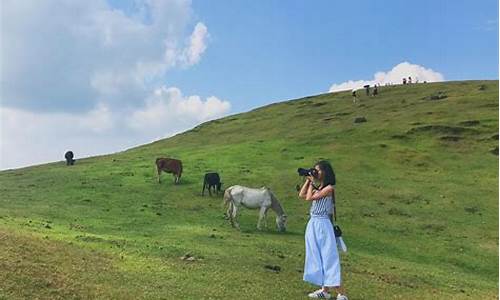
[0,80,498,299]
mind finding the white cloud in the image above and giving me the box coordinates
[328,62,445,92]
[182,22,209,66]
[0,87,231,170]
[161,22,209,69]
[0,1,226,170]
[129,86,230,133]
[79,103,115,133]
[0,0,208,111]
[0,104,120,169]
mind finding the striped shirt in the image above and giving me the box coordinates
[310,194,334,217]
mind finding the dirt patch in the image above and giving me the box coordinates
[407,125,475,136]
[392,194,429,205]
[350,267,421,289]
[421,223,446,233]
[440,136,463,142]
[69,223,86,231]
[312,102,327,107]
[464,206,480,214]
[388,208,411,217]
[180,253,203,262]
[490,147,498,156]
[377,273,419,289]
[298,100,314,106]
[118,171,134,176]
[264,265,281,273]
[458,120,480,127]
[391,134,409,140]
[423,92,447,101]
[477,103,499,109]
[75,235,126,247]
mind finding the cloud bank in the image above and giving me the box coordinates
[0,1,230,170]
[1,0,210,111]
[0,91,230,169]
[130,87,230,133]
[328,62,444,92]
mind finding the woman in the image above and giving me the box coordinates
[298,160,348,300]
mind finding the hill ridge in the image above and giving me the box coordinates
[0,80,498,299]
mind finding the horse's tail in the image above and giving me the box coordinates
[223,187,236,226]
[223,187,233,209]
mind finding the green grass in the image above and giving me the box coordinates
[0,80,498,299]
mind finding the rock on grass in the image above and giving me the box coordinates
[490,147,498,156]
[264,265,281,272]
[354,116,367,123]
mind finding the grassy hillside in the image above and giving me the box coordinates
[0,80,498,299]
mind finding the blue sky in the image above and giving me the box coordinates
[171,0,498,111]
[1,0,498,169]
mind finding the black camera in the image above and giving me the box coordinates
[333,225,342,237]
[297,167,318,177]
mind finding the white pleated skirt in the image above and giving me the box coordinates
[303,216,341,287]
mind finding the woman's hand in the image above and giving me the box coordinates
[306,175,315,183]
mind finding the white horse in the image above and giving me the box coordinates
[223,185,287,232]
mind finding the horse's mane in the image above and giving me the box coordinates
[269,190,285,216]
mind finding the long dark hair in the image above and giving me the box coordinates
[315,160,336,188]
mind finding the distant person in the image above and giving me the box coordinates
[351,89,357,104]
[402,78,407,85]
[299,161,348,300]
[408,76,412,84]
[364,84,370,96]
[372,85,378,96]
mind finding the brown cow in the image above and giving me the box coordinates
[156,158,183,184]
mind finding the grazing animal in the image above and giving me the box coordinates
[223,185,287,232]
[64,151,75,166]
[202,172,222,196]
[156,158,183,184]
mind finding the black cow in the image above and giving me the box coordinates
[202,172,222,196]
[65,151,75,166]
